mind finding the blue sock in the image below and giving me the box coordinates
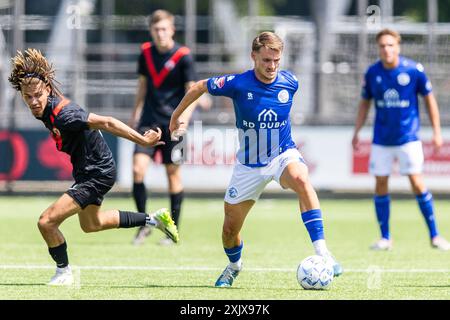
[416,191,439,239]
[224,241,243,263]
[374,194,390,240]
[301,209,325,242]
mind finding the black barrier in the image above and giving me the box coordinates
[0,130,117,181]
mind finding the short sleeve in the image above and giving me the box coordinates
[180,54,197,83]
[55,105,89,131]
[285,71,299,93]
[207,74,237,98]
[137,52,147,76]
[361,70,372,100]
[416,63,432,96]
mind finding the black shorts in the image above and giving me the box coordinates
[66,169,116,209]
[134,125,184,164]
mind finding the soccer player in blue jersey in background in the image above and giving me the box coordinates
[169,31,343,287]
[352,28,449,251]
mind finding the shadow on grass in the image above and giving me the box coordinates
[0,283,45,287]
[102,284,303,291]
[395,285,450,288]
[107,284,247,290]
[0,282,320,292]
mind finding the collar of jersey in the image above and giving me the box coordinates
[39,96,59,120]
[251,69,279,86]
[379,56,405,73]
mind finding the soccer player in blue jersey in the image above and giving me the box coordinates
[169,31,343,287]
[352,28,449,251]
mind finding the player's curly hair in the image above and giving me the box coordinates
[8,48,62,96]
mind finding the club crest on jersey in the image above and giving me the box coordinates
[397,73,410,86]
[164,60,175,70]
[52,128,61,137]
[278,89,289,103]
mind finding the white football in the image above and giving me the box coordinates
[297,255,334,290]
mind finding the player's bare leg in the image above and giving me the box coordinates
[132,153,152,245]
[37,194,81,286]
[78,204,178,241]
[280,162,343,276]
[215,200,254,287]
[38,194,80,247]
[408,174,450,251]
[39,192,179,286]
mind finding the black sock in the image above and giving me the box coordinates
[170,191,184,227]
[119,210,147,228]
[133,182,147,213]
[48,241,69,268]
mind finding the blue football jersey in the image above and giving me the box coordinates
[207,70,298,167]
[362,56,432,146]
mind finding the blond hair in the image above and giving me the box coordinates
[252,31,284,53]
[149,9,175,27]
[376,28,401,44]
[8,48,62,96]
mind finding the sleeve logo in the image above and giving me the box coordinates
[214,76,225,89]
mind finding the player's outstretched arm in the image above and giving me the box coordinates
[169,79,208,139]
[352,99,371,151]
[87,113,164,147]
[423,93,443,151]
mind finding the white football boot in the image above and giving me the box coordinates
[215,263,242,287]
[431,236,450,251]
[47,266,74,286]
[321,252,343,277]
[370,238,393,251]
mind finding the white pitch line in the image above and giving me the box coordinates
[0,265,449,273]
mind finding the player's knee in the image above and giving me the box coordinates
[80,222,101,233]
[168,179,182,193]
[37,212,58,232]
[291,174,310,190]
[37,216,47,232]
[375,178,389,194]
[132,165,145,181]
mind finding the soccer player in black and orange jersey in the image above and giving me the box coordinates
[8,48,179,286]
[129,10,198,246]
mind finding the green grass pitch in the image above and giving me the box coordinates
[0,195,448,300]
